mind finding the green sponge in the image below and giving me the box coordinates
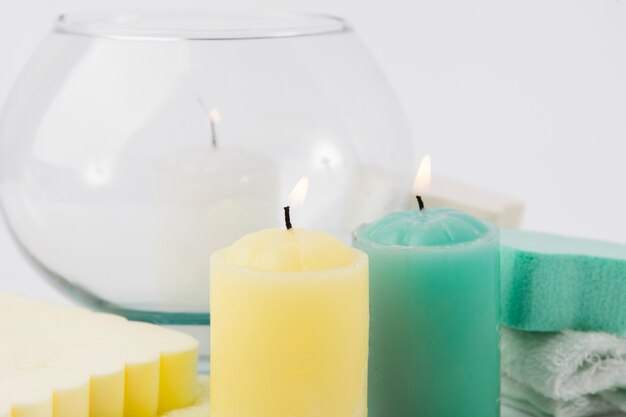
[501,230,626,335]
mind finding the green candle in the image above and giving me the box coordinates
[353,204,500,417]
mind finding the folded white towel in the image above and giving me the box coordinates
[502,327,626,401]
[501,374,619,417]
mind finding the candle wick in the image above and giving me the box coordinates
[284,206,293,230]
[210,119,218,149]
[193,93,218,149]
[416,195,425,211]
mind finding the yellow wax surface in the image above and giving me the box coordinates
[210,228,369,417]
[223,228,359,271]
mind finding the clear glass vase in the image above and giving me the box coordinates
[0,11,414,366]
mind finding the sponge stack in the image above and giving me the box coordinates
[500,231,626,417]
[501,230,626,335]
[0,293,199,417]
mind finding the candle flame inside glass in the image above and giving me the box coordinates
[412,154,432,194]
[288,177,309,208]
[209,108,221,124]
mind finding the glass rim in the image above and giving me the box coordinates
[55,10,351,41]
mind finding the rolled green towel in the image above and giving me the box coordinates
[502,327,626,401]
[501,230,626,334]
[600,388,626,413]
[501,375,619,417]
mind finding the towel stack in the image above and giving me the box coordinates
[500,231,626,417]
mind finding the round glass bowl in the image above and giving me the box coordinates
[0,11,414,322]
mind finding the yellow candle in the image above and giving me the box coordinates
[210,227,369,417]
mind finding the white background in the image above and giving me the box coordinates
[1,1,625,300]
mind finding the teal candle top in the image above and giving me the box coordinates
[356,207,496,247]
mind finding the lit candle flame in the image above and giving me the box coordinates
[209,109,221,124]
[412,154,432,195]
[288,176,309,208]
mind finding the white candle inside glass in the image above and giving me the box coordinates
[154,109,278,310]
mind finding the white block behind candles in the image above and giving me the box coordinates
[408,176,524,228]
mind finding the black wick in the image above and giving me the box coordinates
[210,118,218,148]
[284,206,293,230]
[416,195,425,211]
[193,94,218,148]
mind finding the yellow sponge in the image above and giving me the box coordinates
[161,376,209,417]
[0,292,199,417]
